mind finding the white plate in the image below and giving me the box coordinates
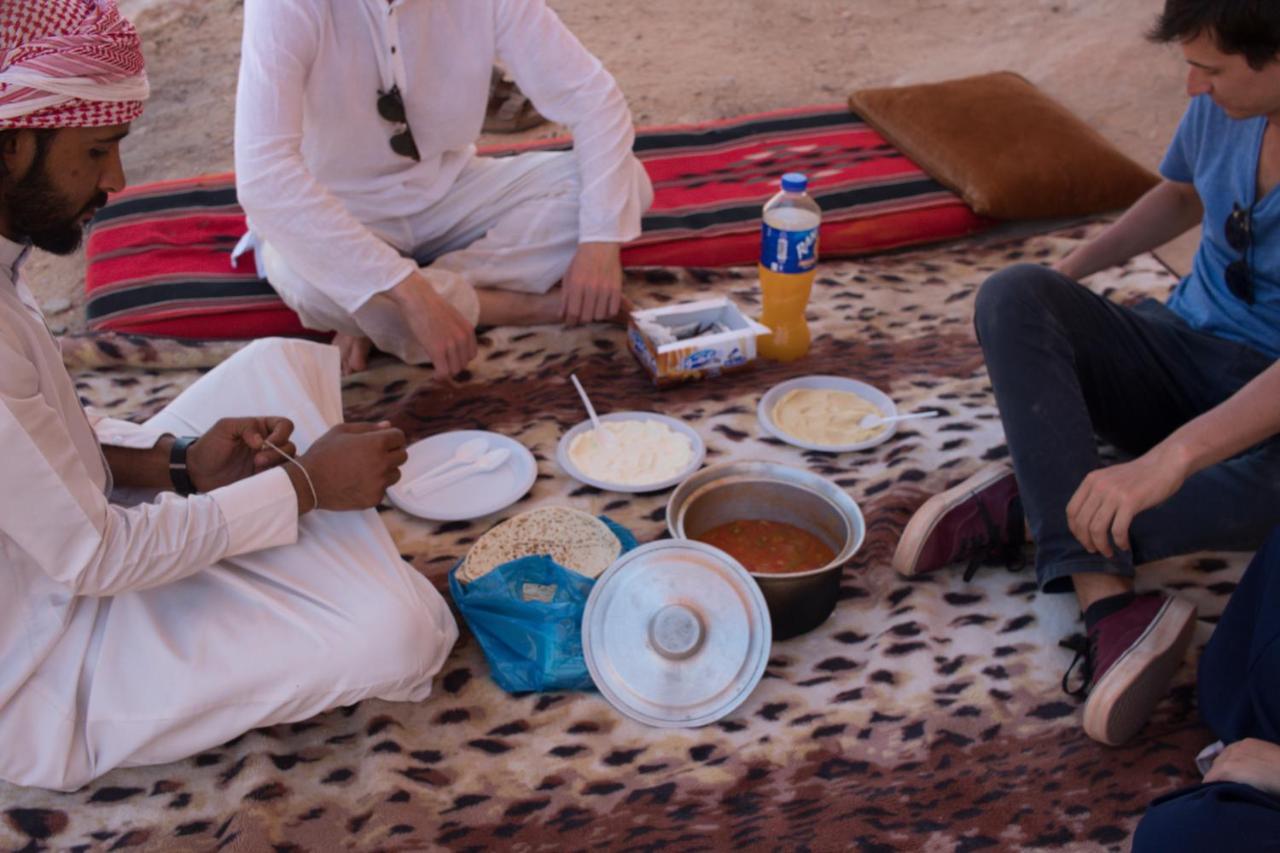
[387,430,537,521]
[556,411,706,494]
[757,375,898,452]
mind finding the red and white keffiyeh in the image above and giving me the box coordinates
[0,0,148,129]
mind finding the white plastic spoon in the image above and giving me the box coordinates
[407,447,513,497]
[860,410,940,429]
[570,373,618,450]
[401,436,489,493]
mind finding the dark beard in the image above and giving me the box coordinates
[3,151,105,256]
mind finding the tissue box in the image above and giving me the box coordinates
[627,297,769,387]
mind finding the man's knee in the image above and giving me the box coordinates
[1134,783,1280,853]
[973,263,1072,343]
[634,155,655,213]
[1257,524,1280,568]
[236,336,328,365]
[224,337,340,397]
[1134,789,1218,853]
[259,241,306,308]
[330,578,457,693]
[1238,524,1280,615]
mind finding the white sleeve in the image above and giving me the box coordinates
[494,0,649,244]
[1,346,299,598]
[88,410,168,449]
[234,0,416,314]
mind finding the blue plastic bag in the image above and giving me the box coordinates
[448,517,637,693]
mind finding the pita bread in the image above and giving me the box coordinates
[458,507,622,584]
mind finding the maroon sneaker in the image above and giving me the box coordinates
[1061,593,1197,746]
[892,462,1024,578]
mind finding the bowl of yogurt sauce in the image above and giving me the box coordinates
[757,375,898,453]
[557,411,706,493]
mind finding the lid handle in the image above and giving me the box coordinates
[649,604,706,660]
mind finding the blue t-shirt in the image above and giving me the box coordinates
[1160,95,1280,359]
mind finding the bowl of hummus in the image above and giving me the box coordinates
[757,375,898,452]
[557,411,706,493]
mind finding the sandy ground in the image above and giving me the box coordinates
[26,0,1198,332]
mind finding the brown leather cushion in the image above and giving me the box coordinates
[848,71,1159,220]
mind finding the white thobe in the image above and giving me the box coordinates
[0,236,456,790]
[234,0,652,360]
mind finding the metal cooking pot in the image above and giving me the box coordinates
[666,461,865,640]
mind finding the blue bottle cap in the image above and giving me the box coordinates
[780,172,808,192]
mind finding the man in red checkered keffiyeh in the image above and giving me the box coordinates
[0,0,461,797]
[0,0,147,254]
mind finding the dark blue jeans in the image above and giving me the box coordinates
[975,264,1280,592]
[1133,526,1280,852]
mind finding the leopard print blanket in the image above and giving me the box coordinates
[3,224,1242,852]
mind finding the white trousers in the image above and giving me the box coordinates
[265,151,640,365]
[24,339,457,790]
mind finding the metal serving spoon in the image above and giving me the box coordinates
[859,410,940,429]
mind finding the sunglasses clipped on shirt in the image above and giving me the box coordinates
[1224,201,1255,305]
[377,85,421,162]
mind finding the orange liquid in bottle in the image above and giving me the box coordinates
[756,263,815,362]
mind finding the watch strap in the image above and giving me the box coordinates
[169,435,199,496]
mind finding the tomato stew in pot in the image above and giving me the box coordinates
[695,519,835,574]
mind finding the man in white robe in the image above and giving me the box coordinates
[234,0,654,377]
[0,0,457,791]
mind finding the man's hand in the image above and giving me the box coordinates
[188,417,297,493]
[1066,447,1191,558]
[1052,255,1085,281]
[389,270,477,379]
[297,421,408,511]
[561,241,623,326]
[1204,739,1280,797]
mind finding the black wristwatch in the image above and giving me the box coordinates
[169,436,200,496]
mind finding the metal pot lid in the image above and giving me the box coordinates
[582,540,771,728]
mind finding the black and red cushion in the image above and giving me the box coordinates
[84,173,312,339]
[492,104,991,267]
[85,105,991,339]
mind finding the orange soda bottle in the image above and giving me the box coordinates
[757,172,821,362]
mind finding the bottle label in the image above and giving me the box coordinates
[761,224,818,273]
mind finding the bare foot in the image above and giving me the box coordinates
[613,295,636,327]
[334,332,372,375]
[557,290,635,328]
[482,68,548,134]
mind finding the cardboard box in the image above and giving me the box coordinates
[627,297,770,387]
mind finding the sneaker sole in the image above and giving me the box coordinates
[1082,596,1197,746]
[892,462,1013,577]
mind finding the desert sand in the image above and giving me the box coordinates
[25,0,1197,330]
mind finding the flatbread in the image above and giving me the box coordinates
[458,506,622,584]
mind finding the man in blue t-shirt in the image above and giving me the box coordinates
[892,0,1280,753]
